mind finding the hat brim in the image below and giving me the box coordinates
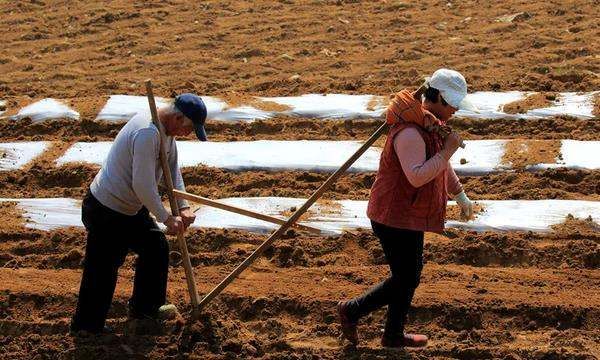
[194,124,208,141]
[458,96,479,113]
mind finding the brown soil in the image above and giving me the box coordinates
[0,117,122,142]
[451,116,600,141]
[366,96,387,111]
[280,199,343,223]
[3,115,600,143]
[1,1,598,100]
[0,226,598,359]
[551,214,600,239]
[1,1,599,359]
[2,164,600,201]
[501,139,562,168]
[502,92,556,114]
[221,92,292,112]
[27,141,74,169]
[0,202,24,233]
[68,95,110,120]
[0,96,35,118]
[461,169,600,201]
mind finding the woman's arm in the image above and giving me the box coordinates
[446,163,463,197]
[393,128,449,188]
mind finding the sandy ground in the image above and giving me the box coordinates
[0,0,599,359]
[1,0,599,100]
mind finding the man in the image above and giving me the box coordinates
[71,93,208,334]
[338,69,475,348]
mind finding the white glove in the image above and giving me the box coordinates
[454,191,473,220]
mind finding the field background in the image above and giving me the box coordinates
[0,1,599,359]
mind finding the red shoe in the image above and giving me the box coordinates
[381,333,428,348]
[337,301,358,345]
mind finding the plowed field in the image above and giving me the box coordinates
[0,1,599,359]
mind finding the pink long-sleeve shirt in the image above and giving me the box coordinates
[393,127,462,196]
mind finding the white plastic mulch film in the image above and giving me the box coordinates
[56,140,382,172]
[4,90,599,236]
[55,139,600,174]
[0,142,50,171]
[7,91,598,123]
[197,199,600,234]
[533,140,600,171]
[94,95,169,122]
[1,197,598,235]
[456,91,599,119]
[11,99,79,122]
[0,198,82,231]
[94,95,243,123]
[93,91,599,123]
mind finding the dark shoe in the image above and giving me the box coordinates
[70,324,113,336]
[125,318,164,336]
[128,304,178,321]
[127,304,179,336]
[337,301,358,345]
[382,333,428,348]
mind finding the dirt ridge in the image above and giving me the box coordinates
[1,0,599,358]
[2,116,600,142]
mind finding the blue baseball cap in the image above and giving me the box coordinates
[174,93,208,141]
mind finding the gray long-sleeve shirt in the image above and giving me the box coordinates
[90,111,188,223]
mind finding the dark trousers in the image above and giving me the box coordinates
[346,221,424,337]
[71,191,170,332]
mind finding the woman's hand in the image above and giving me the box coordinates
[440,131,462,160]
[453,191,473,220]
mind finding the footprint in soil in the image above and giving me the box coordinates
[59,248,83,267]
[272,244,307,267]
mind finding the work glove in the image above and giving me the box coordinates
[453,191,473,220]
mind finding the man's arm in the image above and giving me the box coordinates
[167,138,195,229]
[168,138,189,210]
[131,129,171,223]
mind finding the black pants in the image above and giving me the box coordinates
[346,221,424,337]
[71,191,170,332]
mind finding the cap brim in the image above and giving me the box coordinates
[194,125,208,141]
[458,96,479,113]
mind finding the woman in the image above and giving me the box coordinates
[337,69,476,348]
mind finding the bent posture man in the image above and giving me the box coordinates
[71,93,208,334]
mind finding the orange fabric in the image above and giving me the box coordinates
[367,122,448,233]
[385,89,443,127]
[368,89,450,233]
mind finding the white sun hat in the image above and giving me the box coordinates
[426,68,478,112]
